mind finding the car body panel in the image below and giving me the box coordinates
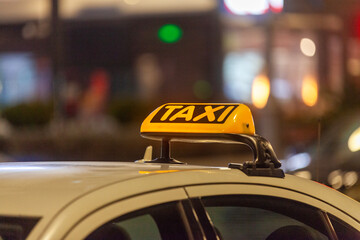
[0,161,213,240]
[1,161,360,240]
[0,161,213,215]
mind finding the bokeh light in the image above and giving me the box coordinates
[272,78,293,100]
[348,126,360,152]
[223,52,264,103]
[252,74,270,109]
[158,24,183,44]
[224,0,268,15]
[282,153,311,172]
[269,0,284,12]
[328,170,343,189]
[348,58,360,76]
[224,0,284,15]
[300,38,316,57]
[301,75,318,107]
[344,171,358,188]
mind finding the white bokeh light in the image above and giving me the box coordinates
[224,0,283,15]
[269,0,283,11]
[300,38,316,57]
[348,126,360,152]
[224,0,268,15]
[344,171,358,188]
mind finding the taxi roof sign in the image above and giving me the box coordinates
[140,103,283,177]
[140,103,255,139]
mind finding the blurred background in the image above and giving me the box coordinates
[1,0,360,199]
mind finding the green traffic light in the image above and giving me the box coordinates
[158,24,183,44]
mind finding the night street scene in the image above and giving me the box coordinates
[1,1,360,239]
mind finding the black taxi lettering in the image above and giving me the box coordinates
[151,104,237,123]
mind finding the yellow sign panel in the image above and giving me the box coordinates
[140,103,255,137]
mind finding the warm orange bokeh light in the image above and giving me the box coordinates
[252,74,270,109]
[301,75,318,107]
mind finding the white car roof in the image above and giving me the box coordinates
[0,161,215,216]
[1,161,360,226]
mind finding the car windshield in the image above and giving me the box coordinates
[0,216,40,240]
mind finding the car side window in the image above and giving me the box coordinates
[201,195,330,240]
[85,201,189,240]
[0,217,40,240]
[328,214,360,240]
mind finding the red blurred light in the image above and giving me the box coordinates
[353,14,360,39]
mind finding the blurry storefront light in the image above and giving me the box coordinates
[343,171,358,189]
[268,0,283,12]
[223,0,283,15]
[300,38,316,57]
[348,58,360,76]
[328,170,343,189]
[158,24,183,44]
[281,152,311,172]
[223,51,264,103]
[0,0,49,22]
[251,74,270,109]
[224,0,268,15]
[348,126,360,152]
[327,170,358,189]
[62,0,217,19]
[272,78,292,100]
[301,75,318,107]
[0,53,38,105]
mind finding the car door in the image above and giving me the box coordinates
[64,188,204,240]
[185,183,360,240]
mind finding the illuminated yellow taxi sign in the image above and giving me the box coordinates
[141,103,255,138]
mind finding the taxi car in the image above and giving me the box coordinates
[1,103,360,240]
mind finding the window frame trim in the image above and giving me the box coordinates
[198,194,336,240]
[63,187,196,240]
[185,183,360,232]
